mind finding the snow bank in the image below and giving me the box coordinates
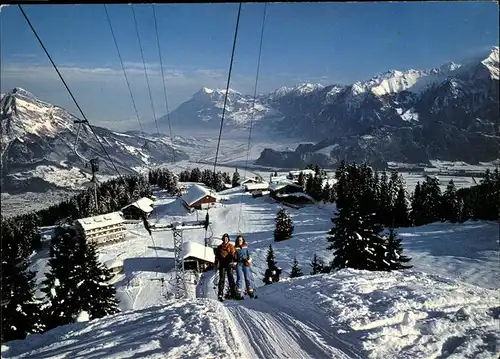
[258,269,500,359]
[3,270,498,359]
[1,300,242,359]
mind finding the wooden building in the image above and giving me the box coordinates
[269,181,303,198]
[121,197,155,220]
[183,241,215,272]
[74,211,126,246]
[181,184,218,210]
[244,181,269,193]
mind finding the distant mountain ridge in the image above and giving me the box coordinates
[0,88,188,193]
[156,46,498,167]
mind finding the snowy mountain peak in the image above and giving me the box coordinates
[481,46,499,79]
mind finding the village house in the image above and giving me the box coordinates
[244,181,269,193]
[183,241,215,272]
[239,177,261,186]
[181,184,218,210]
[74,211,126,247]
[269,181,303,198]
[120,197,155,220]
[287,169,316,181]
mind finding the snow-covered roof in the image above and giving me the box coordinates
[182,241,215,263]
[280,192,314,201]
[288,169,315,176]
[75,211,124,231]
[269,181,302,192]
[181,184,217,206]
[121,197,154,213]
[245,182,269,191]
[104,258,124,269]
[240,177,260,185]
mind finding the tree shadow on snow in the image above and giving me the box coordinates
[399,222,498,261]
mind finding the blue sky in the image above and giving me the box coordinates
[1,2,498,130]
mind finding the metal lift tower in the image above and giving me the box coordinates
[150,215,210,299]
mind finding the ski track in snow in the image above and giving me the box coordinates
[198,271,358,359]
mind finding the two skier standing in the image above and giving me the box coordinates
[213,233,256,301]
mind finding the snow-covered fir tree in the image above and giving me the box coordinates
[232,169,240,188]
[384,229,412,270]
[297,171,305,189]
[441,180,461,223]
[41,226,81,330]
[327,162,391,271]
[41,227,119,330]
[274,207,294,241]
[411,176,442,225]
[72,237,120,319]
[263,245,281,284]
[290,257,303,278]
[392,182,411,227]
[1,235,44,342]
[310,253,324,275]
[305,174,314,196]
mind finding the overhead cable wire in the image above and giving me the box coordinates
[152,4,176,163]
[18,5,124,181]
[237,2,267,233]
[104,4,144,136]
[212,2,242,178]
[131,4,161,136]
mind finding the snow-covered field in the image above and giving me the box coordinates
[2,185,499,358]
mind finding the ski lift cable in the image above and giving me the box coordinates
[17,5,124,183]
[152,4,176,164]
[237,2,267,234]
[104,4,144,136]
[131,4,161,137]
[212,2,242,178]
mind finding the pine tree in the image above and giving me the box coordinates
[441,180,461,222]
[41,227,81,330]
[274,207,294,241]
[263,245,281,284]
[290,257,303,278]
[327,162,389,271]
[393,183,411,227]
[73,238,120,319]
[310,253,324,275]
[418,176,443,224]
[41,227,119,330]
[384,229,412,270]
[305,174,314,195]
[232,169,240,188]
[411,182,424,226]
[1,236,44,342]
[322,183,331,202]
[377,171,392,225]
[297,171,305,189]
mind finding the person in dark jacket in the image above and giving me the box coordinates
[213,233,237,301]
[234,235,256,299]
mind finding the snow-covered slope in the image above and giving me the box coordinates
[3,270,498,358]
[4,183,498,358]
[0,88,189,193]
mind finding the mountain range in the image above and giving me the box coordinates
[157,46,499,168]
[0,88,188,193]
[1,47,498,194]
